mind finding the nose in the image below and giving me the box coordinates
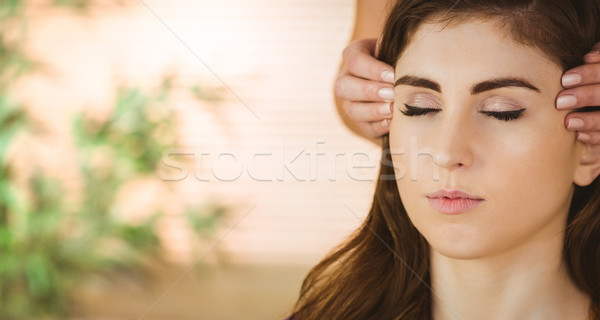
[432,112,475,170]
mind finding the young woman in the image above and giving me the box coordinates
[291,1,600,319]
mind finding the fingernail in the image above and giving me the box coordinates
[378,87,394,100]
[578,132,591,142]
[381,70,395,83]
[556,95,577,109]
[381,119,390,127]
[562,73,581,87]
[567,117,585,130]
[378,103,392,115]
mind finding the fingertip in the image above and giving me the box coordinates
[561,73,582,87]
[583,51,600,63]
[381,70,395,83]
[376,119,391,136]
[367,119,391,139]
[378,87,394,100]
[566,117,585,130]
[564,115,572,129]
[577,132,591,143]
[377,102,392,116]
[556,94,578,109]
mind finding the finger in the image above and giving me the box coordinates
[583,51,600,64]
[341,101,393,123]
[342,39,395,83]
[584,42,600,62]
[556,83,600,110]
[565,111,600,132]
[335,74,394,102]
[562,62,600,88]
[576,131,600,145]
[362,119,391,138]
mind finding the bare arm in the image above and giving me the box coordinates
[352,0,391,40]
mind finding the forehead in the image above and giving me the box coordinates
[395,19,560,86]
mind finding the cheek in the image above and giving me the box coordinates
[389,114,407,179]
[488,108,576,176]
[389,116,434,210]
[483,121,578,216]
[389,113,437,182]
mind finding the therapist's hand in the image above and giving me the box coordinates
[334,38,394,141]
[560,42,600,144]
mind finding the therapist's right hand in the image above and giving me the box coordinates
[334,38,395,141]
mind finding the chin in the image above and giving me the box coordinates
[422,227,497,260]
[430,241,492,260]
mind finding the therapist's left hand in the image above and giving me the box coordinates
[559,42,600,144]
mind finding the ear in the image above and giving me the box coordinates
[573,143,600,186]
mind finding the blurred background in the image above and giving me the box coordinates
[1,0,379,319]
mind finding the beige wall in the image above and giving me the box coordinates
[21,0,380,266]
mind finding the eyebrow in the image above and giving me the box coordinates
[394,75,540,94]
[395,76,441,92]
[471,77,540,94]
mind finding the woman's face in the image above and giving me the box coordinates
[390,19,585,259]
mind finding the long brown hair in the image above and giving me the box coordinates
[292,1,600,319]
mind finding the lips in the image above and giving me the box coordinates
[426,189,484,214]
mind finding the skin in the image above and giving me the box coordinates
[389,20,592,319]
[334,0,395,141]
[335,0,600,145]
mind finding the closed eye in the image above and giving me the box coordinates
[400,104,440,116]
[481,109,525,121]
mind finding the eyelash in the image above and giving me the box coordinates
[480,109,525,121]
[401,104,440,116]
[400,104,525,121]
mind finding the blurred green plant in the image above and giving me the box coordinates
[0,1,226,319]
[0,84,227,320]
